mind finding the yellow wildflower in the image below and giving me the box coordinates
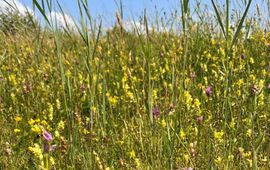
[50,157,55,165]
[28,143,43,160]
[31,125,42,134]
[15,116,22,122]
[14,128,21,133]
[249,57,254,64]
[215,156,222,165]
[83,129,90,135]
[246,129,252,138]
[28,118,35,125]
[48,103,53,121]
[193,98,201,109]
[214,130,224,142]
[184,91,193,110]
[129,149,136,159]
[57,120,65,130]
[161,119,166,128]
[179,129,186,140]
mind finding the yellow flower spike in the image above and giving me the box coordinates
[108,96,118,107]
[66,70,72,77]
[9,74,17,86]
[236,79,244,87]
[214,156,222,165]
[183,154,189,164]
[57,120,65,130]
[50,157,55,165]
[179,129,186,140]
[78,73,83,81]
[258,79,265,89]
[229,119,235,129]
[206,53,211,59]
[203,76,208,85]
[48,103,54,121]
[228,154,234,161]
[15,116,22,122]
[11,93,16,102]
[91,106,97,113]
[28,143,43,160]
[184,78,190,86]
[258,92,264,107]
[14,128,21,133]
[31,125,42,134]
[244,151,252,158]
[41,120,47,126]
[28,118,35,125]
[183,91,193,110]
[249,74,256,82]
[260,60,266,66]
[249,57,255,64]
[261,157,267,162]
[135,158,141,168]
[261,69,267,77]
[247,159,252,168]
[214,130,224,142]
[194,127,198,136]
[126,91,134,100]
[193,98,201,109]
[85,117,90,124]
[83,129,90,135]
[129,150,136,159]
[238,147,245,155]
[246,129,252,138]
[161,119,166,128]
[152,89,158,100]
[54,130,60,138]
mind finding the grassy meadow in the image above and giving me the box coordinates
[1,0,270,169]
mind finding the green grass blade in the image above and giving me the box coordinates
[226,0,229,38]
[80,0,94,36]
[33,0,51,26]
[184,0,189,14]
[230,0,252,49]
[91,21,102,60]
[211,0,226,38]
[180,0,186,34]
[2,0,16,11]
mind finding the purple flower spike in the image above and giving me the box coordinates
[190,72,196,79]
[205,86,213,97]
[44,143,56,152]
[80,83,86,93]
[196,116,203,123]
[43,130,53,142]
[240,54,246,59]
[152,106,160,118]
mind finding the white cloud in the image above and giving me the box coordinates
[0,0,33,16]
[0,0,76,31]
[122,20,153,34]
[121,20,172,34]
[49,11,76,31]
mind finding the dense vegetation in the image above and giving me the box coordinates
[1,0,270,169]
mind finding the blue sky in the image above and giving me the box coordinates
[18,0,213,28]
[1,0,267,30]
